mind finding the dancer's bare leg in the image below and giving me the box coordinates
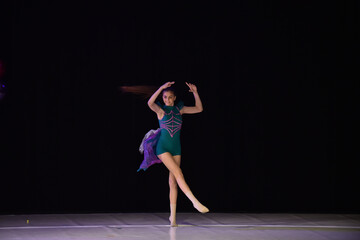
[158,152,209,214]
[169,155,181,227]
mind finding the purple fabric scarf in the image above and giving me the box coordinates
[137,129,162,171]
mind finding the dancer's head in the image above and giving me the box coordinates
[162,87,176,106]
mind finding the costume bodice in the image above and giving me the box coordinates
[157,101,184,139]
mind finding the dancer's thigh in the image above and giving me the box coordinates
[158,153,181,174]
[173,155,181,167]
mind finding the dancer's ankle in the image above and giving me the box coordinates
[169,204,178,227]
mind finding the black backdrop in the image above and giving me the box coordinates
[0,1,359,214]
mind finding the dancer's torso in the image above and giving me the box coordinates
[156,102,183,156]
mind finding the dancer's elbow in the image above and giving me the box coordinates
[147,100,154,108]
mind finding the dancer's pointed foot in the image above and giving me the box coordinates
[194,203,209,213]
[169,216,178,227]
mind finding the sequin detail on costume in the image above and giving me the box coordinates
[160,107,182,138]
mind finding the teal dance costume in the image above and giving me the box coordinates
[138,101,184,171]
[156,101,184,156]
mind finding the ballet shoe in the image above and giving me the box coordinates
[194,203,209,213]
[169,216,178,227]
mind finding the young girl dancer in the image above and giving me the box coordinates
[138,81,209,227]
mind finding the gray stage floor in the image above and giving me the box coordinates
[1,213,360,240]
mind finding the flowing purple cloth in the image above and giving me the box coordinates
[137,129,162,171]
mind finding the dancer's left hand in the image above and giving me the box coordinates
[186,82,198,93]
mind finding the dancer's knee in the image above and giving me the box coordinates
[169,176,177,188]
[173,168,184,180]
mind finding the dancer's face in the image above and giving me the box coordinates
[162,91,176,106]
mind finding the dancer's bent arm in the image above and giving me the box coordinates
[147,82,175,118]
[181,82,203,114]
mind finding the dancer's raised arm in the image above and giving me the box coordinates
[181,82,203,114]
[147,81,175,114]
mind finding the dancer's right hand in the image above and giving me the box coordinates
[161,81,175,89]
